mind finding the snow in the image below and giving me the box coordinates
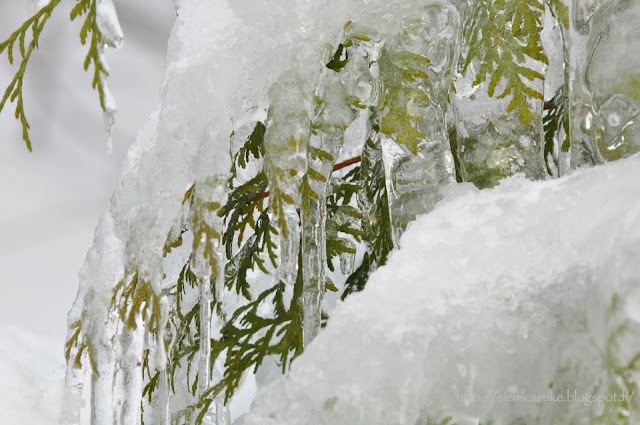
[237,154,640,425]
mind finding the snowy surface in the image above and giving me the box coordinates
[237,155,640,425]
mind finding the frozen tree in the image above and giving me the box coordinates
[2,0,640,424]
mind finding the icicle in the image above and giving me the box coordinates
[61,352,84,425]
[94,0,123,154]
[301,75,352,346]
[567,0,603,167]
[96,0,124,49]
[339,239,356,275]
[453,0,547,188]
[379,5,458,245]
[568,0,640,165]
[101,76,117,155]
[214,400,231,425]
[263,72,311,287]
[189,175,228,420]
[152,309,175,425]
[151,370,170,425]
[88,311,119,425]
[191,235,213,398]
[117,314,145,425]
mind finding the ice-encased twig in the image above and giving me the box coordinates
[95,0,123,154]
[61,354,84,425]
[96,0,124,49]
[117,314,145,425]
[89,312,118,425]
[301,75,352,346]
[264,73,311,288]
[379,5,458,245]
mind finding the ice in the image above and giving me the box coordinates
[63,0,640,423]
[236,154,640,425]
[96,0,124,49]
[339,239,357,275]
[301,76,350,345]
[454,0,548,188]
[264,72,311,287]
[581,0,640,162]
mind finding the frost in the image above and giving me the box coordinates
[236,154,640,425]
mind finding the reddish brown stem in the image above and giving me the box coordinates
[334,155,361,171]
[251,155,362,202]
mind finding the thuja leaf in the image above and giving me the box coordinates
[72,0,110,111]
[194,249,305,414]
[342,122,393,299]
[326,43,349,72]
[543,86,569,174]
[229,122,266,187]
[0,0,63,150]
[462,0,547,131]
[378,35,433,154]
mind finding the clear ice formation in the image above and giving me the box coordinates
[236,154,640,425]
[302,76,350,346]
[264,72,311,288]
[453,0,548,189]
[96,0,124,154]
[63,0,640,423]
[380,3,458,244]
[569,0,640,164]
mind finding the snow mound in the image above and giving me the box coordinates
[237,155,640,425]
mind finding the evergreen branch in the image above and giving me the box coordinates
[224,208,278,299]
[229,122,266,188]
[342,116,394,299]
[0,0,62,151]
[192,249,305,417]
[379,36,433,154]
[116,269,164,333]
[543,86,569,175]
[249,156,362,203]
[71,0,110,111]
[463,0,547,131]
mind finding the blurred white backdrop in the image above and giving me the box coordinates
[0,0,175,342]
[0,3,175,421]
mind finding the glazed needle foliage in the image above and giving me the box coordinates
[0,0,112,151]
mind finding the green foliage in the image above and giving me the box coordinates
[543,86,569,174]
[462,0,547,130]
[547,0,569,29]
[116,269,164,333]
[326,43,348,73]
[342,112,394,299]
[0,0,62,151]
[326,166,364,270]
[221,122,277,299]
[379,27,433,155]
[205,270,304,406]
[71,0,113,109]
[0,0,112,150]
[229,122,266,188]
